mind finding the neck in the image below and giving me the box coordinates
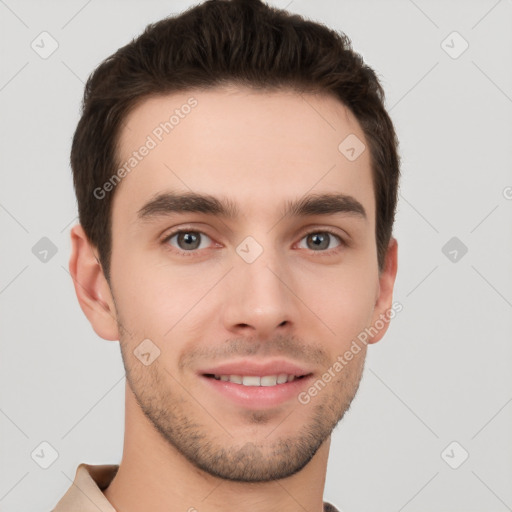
[103,384,331,512]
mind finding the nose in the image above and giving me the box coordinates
[220,247,298,340]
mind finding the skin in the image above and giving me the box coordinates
[69,86,398,512]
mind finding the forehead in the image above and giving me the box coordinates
[113,86,375,223]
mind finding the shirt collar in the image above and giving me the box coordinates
[52,463,118,512]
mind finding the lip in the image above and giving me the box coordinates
[197,359,313,378]
[197,359,314,410]
[200,372,314,409]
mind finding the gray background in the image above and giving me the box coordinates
[1,0,511,511]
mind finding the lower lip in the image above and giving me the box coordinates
[199,374,313,409]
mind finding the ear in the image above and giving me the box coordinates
[68,224,119,341]
[367,237,398,344]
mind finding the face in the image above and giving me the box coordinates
[100,86,395,482]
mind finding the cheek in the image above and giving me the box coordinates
[111,248,220,338]
[299,261,378,343]
[110,249,173,335]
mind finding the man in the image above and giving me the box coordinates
[52,0,400,510]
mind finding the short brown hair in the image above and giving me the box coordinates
[71,0,400,281]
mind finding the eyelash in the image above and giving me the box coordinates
[161,227,347,258]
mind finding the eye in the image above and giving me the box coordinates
[163,229,214,254]
[297,230,345,253]
[161,227,346,258]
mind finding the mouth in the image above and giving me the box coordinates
[199,364,314,409]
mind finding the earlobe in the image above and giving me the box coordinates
[367,237,398,344]
[68,224,119,341]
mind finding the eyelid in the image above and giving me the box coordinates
[161,225,349,256]
[295,227,347,252]
[298,226,347,241]
[161,226,218,256]
[161,223,214,242]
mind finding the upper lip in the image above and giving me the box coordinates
[198,359,313,377]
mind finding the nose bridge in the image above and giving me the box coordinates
[238,234,288,302]
[223,232,296,333]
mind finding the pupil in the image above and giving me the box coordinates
[309,233,328,250]
[179,232,200,250]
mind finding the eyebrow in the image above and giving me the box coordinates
[136,191,367,222]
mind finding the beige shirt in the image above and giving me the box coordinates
[52,463,118,512]
[51,463,341,512]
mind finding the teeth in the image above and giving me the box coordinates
[260,375,277,386]
[212,373,299,386]
[277,373,289,384]
[242,376,261,386]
